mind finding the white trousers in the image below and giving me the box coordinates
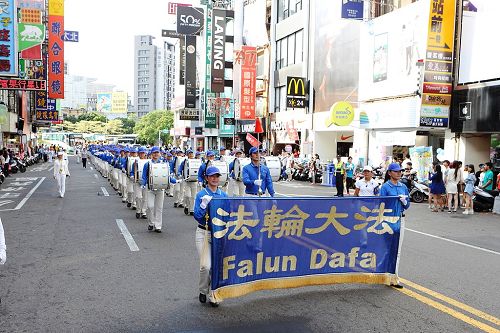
[120,172,127,200]
[195,228,212,297]
[112,169,119,189]
[233,180,245,197]
[184,181,199,213]
[55,174,66,197]
[147,189,165,230]
[126,177,134,204]
[173,181,182,204]
[133,183,145,213]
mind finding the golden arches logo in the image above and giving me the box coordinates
[287,77,306,96]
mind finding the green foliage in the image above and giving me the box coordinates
[117,117,136,134]
[134,110,174,145]
[64,115,78,123]
[77,112,106,122]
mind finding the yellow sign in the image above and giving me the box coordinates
[287,77,306,97]
[326,102,355,127]
[426,0,456,52]
[48,0,64,16]
[112,92,128,114]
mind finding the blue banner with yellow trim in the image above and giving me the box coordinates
[208,197,403,300]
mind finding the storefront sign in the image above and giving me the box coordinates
[325,101,355,127]
[195,126,203,135]
[0,79,46,90]
[162,29,184,39]
[35,90,58,121]
[286,76,306,109]
[341,0,364,19]
[18,23,45,51]
[62,30,79,42]
[236,46,257,120]
[48,0,64,99]
[179,37,186,85]
[184,35,197,108]
[179,108,200,120]
[211,9,226,93]
[219,97,234,136]
[420,0,456,128]
[204,6,217,128]
[0,0,18,76]
[168,2,191,15]
[177,6,204,36]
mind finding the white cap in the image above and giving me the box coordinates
[57,151,64,156]
[363,166,373,172]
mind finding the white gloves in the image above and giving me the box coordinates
[200,195,212,209]
[177,179,183,183]
[254,179,262,187]
[399,195,408,206]
[141,185,146,189]
[198,182,204,187]
[0,249,6,265]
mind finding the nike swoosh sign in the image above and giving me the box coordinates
[340,135,353,140]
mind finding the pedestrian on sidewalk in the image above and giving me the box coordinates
[334,155,345,197]
[463,164,476,215]
[81,147,88,168]
[54,151,70,198]
[345,156,355,195]
[354,166,379,196]
[429,164,446,212]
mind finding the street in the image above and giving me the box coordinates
[0,159,499,333]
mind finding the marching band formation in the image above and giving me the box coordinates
[88,144,280,306]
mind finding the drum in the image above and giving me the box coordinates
[127,157,139,179]
[174,156,186,176]
[221,155,236,166]
[234,158,251,181]
[183,159,202,182]
[264,156,282,182]
[209,160,229,186]
[148,163,170,190]
[134,159,150,183]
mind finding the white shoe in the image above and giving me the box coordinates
[469,209,474,215]
[462,210,469,215]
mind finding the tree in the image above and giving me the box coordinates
[104,119,125,135]
[134,110,174,145]
[117,117,136,134]
[64,115,78,123]
[77,112,106,122]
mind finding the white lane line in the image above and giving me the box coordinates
[48,166,54,171]
[406,228,500,256]
[94,174,98,179]
[14,177,45,210]
[101,187,109,196]
[90,166,94,170]
[116,219,139,252]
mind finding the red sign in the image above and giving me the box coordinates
[48,13,64,98]
[246,133,261,148]
[0,78,46,91]
[168,2,191,14]
[423,83,452,95]
[236,46,257,120]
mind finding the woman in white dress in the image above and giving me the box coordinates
[445,161,463,213]
[54,151,70,198]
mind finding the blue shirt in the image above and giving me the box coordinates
[242,162,275,196]
[345,162,355,178]
[379,180,410,210]
[194,187,228,225]
[198,162,209,183]
[229,160,235,179]
[141,159,176,187]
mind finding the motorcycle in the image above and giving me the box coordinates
[400,175,430,203]
[473,187,499,212]
[0,168,5,184]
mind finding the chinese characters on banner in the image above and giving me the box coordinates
[420,0,456,128]
[35,91,58,121]
[48,0,64,99]
[209,197,403,301]
[235,46,257,120]
[0,78,45,90]
[0,0,18,76]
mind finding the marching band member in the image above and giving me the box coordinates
[180,149,198,215]
[217,146,226,160]
[53,151,70,198]
[197,151,215,188]
[132,147,148,219]
[228,149,243,196]
[126,147,138,208]
[242,147,275,197]
[193,166,227,307]
[141,146,179,233]
[173,150,185,208]
[119,148,129,203]
[166,152,175,197]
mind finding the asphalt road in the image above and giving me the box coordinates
[0,159,499,333]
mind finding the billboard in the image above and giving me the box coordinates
[18,23,45,52]
[313,1,360,112]
[96,93,112,113]
[236,46,257,120]
[48,0,64,99]
[112,92,128,113]
[176,6,204,36]
[211,9,226,93]
[458,0,500,84]
[0,0,18,76]
[184,35,197,108]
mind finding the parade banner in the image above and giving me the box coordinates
[209,197,403,300]
[0,0,18,76]
[48,0,64,99]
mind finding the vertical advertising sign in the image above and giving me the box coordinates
[179,37,186,85]
[211,9,226,93]
[204,5,217,128]
[48,0,64,99]
[420,0,456,128]
[112,92,128,113]
[341,0,364,19]
[219,97,234,136]
[0,0,18,76]
[236,46,257,120]
[184,35,197,108]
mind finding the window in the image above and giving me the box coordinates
[278,0,303,22]
[138,56,148,63]
[287,33,295,66]
[138,50,149,56]
[295,30,303,63]
[276,30,303,69]
[138,84,149,89]
[138,98,149,103]
[138,64,148,69]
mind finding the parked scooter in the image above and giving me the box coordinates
[473,187,499,212]
[400,175,430,203]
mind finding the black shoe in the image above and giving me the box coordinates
[190,212,194,216]
[148,225,154,231]
[127,202,132,208]
[174,203,178,208]
[178,204,184,208]
[209,301,219,308]
[118,192,122,196]
[391,284,404,289]
[199,293,206,303]
[132,206,137,210]
[141,214,147,219]
[184,207,189,215]
[154,229,162,233]
[136,213,141,219]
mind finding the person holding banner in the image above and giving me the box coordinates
[242,147,275,197]
[193,166,228,307]
[380,163,410,210]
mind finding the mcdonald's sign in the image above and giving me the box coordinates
[286,76,306,97]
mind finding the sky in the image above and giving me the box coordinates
[64,0,188,95]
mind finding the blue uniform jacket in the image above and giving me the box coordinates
[197,162,209,183]
[228,160,235,179]
[242,162,275,196]
[141,159,177,187]
[120,156,128,172]
[380,180,411,210]
[194,187,228,225]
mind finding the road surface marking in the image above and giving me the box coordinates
[94,174,98,179]
[406,228,500,256]
[0,177,47,212]
[115,219,139,252]
[90,166,93,170]
[48,166,54,171]
[101,187,109,196]
[400,278,500,327]
[395,284,500,333]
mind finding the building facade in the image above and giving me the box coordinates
[134,35,157,118]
